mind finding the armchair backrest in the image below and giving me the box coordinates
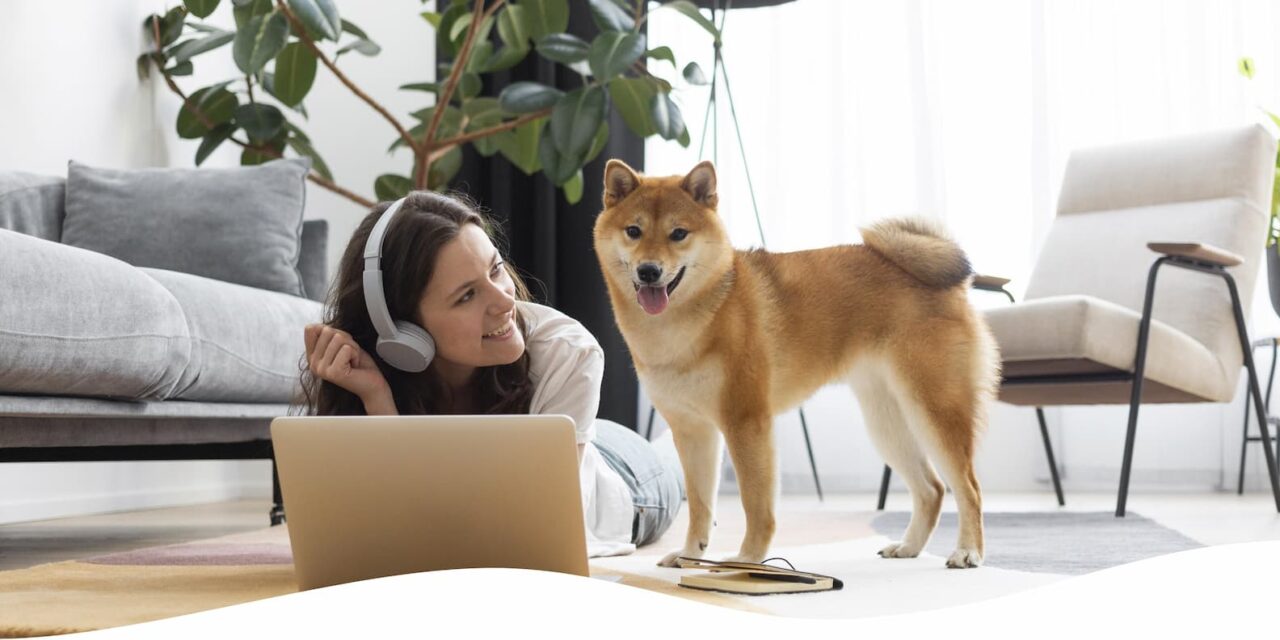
[1025,124,1276,382]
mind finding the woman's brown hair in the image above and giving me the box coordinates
[296,191,534,416]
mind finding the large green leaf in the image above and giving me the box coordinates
[480,46,528,73]
[338,20,381,58]
[195,123,236,165]
[400,81,439,93]
[550,87,605,158]
[538,125,581,185]
[607,77,656,137]
[177,85,238,139]
[273,42,317,106]
[497,5,530,51]
[165,61,194,76]
[465,41,494,72]
[233,11,289,75]
[650,92,685,141]
[535,33,590,64]
[287,136,333,181]
[588,31,646,80]
[646,46,676,68]
[584,121,609,164]
[496,118,545,175]
[184,0,220,19]
[563,170,584,205]
[458,72,482,100]
[587,0,634,32]
[435,3,470,57]
[428,147,464,190]
[374,174,414,201]
[287,0,340,41]
[498,82,563,114]
[659,1,720,42]
[683,61,709,85]
[464,98,505,157]
[520,0,569,40]
[235,103,286,142]
[232,0,272,30]
[143,7,187,48]
[168,30,235,64]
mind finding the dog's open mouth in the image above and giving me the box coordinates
[634,266,685,315]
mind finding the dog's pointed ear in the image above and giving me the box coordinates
[681,161,718,208]
[603,160,641,208]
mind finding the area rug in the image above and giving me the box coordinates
[0,510,1203,635]
[870,511,1204,575]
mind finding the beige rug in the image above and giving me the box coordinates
[6,505,1184,635]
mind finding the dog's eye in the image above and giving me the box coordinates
[670,228,689,241]
[625,225,642,239]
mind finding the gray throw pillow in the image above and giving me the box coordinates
[62,158,311,296]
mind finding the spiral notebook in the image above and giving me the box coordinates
[675,557,844,595]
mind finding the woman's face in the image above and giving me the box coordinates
[417,223,525,379]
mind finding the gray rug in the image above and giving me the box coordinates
[871,511,1204,575]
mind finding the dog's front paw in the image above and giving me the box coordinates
[877,541,923,559]
[658,549,698,568]
[945,548,983,568]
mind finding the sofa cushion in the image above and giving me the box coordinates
[0,171,65,241]
[140,267,322,403]
[0,229,191,400]
[62,158,311,296]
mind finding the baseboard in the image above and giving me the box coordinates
[0,482,262,525]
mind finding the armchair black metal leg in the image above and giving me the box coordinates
[877,465,891,510]
[1225,278,1280,512]
[797,407,823,502]
[1036,407,1065,506]
[270,459,286,526]
[644,405,656,441]
[1239,391,1252,495]
[1117,260,1164,518]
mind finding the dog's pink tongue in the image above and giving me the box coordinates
[637,285,669,315]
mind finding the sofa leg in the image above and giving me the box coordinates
[876,465,891,510]
[270,459,286,526]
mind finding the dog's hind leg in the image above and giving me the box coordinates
[657,408,724,567]
[892,365,986,568]
[849,365,944,559]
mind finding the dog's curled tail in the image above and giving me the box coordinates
[860,217,973,288]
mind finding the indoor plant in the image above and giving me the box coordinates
[137,0,717,207]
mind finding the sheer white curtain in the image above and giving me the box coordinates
[641,0,1280,493]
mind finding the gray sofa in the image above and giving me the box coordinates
[0,162,329,525]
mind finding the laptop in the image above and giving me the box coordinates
[270,414,589,590]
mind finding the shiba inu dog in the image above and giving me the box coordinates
[592,159,999,569]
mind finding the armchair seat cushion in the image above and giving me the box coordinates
[985,294,1231,404]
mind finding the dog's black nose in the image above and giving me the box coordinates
[637,263,662,284]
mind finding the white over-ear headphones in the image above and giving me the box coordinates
[362,196,436,372]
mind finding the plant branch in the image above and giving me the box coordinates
[433,108,551,150]
[274,0,420,155]
[418,0,488,188]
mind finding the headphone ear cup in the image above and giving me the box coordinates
[375,321,436,372]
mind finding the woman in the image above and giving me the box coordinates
[298,190,683,557]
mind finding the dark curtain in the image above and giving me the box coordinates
[442,3,642,429]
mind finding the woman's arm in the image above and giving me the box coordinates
[361,387,399,416]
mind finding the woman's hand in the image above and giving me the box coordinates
[304,324,390,404]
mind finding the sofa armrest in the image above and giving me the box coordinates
[1147,242,1243,267]
[299,219,329,302]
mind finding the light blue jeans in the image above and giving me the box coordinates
[592,419,685,547]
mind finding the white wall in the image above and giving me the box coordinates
[0,0,433,524]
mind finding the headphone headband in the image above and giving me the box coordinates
[362,197,408,341]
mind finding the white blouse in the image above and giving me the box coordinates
[520,301,636,557]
